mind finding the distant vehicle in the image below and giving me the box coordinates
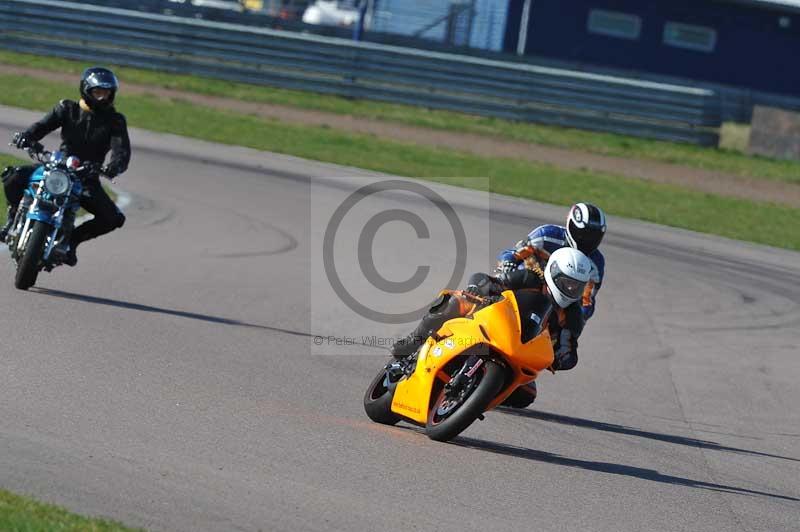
[302,0,360,27]
[277,0,311,20]
[167,0,244,12]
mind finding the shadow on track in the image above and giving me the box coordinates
[452,436,800,503]
[31,287,382,349]
[495,408,800,463]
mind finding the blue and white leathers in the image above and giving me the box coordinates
[497,224,605,321]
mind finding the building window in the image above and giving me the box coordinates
[663,22,717,52]
[587,9,642,40]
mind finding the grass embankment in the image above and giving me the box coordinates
[0,72,797,250]
[0,489,142,532]
[2,50,800,185]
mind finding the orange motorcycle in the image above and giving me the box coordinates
[364,288,555,442]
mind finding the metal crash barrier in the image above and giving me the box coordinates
[0,0,722,145]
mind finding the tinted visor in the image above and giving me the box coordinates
[569,221,604,253]
[85,72,118,91]
[553,273,585,299]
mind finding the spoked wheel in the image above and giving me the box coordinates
[363,364,402,425]
[425,358,504,442]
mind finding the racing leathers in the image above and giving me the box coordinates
[1,99,130,252]
[389,267,583,372]
[497,224,605,322]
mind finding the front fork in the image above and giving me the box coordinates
[446,356,483,391]
[14,206,34,253]
[385,351,420,382]
[12,195,69,263]
[42,205,69,262]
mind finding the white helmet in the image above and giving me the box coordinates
[545,247,592,308]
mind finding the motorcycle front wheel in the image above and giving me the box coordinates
[14,220,48,290]
[425,358,504,442]
[363,366,402,426]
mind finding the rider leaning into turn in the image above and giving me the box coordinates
[0,67,130,266]
[390,203,607,407]
[497,202,607,323]
[390,247,594,406]
[491,202,606,405]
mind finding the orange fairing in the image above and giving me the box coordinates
[391,290,555,423]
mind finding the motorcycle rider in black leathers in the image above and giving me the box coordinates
[0,67,130,266]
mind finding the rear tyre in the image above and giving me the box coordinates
[14,221,47,290]
[363,367,401,425]
[425,359,504,442]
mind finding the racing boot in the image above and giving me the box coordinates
[0,206,17,243]
[389,294,462,360]
[390,330,426,360]
[61,236,79,267]
[501,381,537,408]
[63,245,78,267]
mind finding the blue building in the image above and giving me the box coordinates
[502,0,800,97]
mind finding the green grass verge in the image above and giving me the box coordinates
[2,50,800,185]
[0,489,142,531]
[0,72,797,250]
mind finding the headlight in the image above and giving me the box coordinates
[44,170,71,196]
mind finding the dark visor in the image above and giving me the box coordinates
[571,224,604,253]
[553,273,585,299]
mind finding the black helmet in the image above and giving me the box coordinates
[565,202,606,254]
[79,67,119,110]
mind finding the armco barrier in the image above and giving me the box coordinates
[0,0,722,145]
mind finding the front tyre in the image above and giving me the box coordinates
[425,359,504,442]
[14,220,48,290]
[363,367,402,425]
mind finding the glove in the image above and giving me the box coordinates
[495,259,519,274]
[13,134,30,149]
[464,283,482,298]
[493,271,511,287]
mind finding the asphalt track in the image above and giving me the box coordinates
[1,105,798,532]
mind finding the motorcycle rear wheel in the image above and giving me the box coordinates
[14,220,48,290]
[425,359,504,442]
[363,366,402,425]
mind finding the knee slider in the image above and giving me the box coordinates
[114,211,126,229]
[554,351,578,371]
[1,166,13,184]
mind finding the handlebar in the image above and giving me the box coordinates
[10,132,48,161]
[76,162,102,175]
[455,289,503,306]
[9,132,111,180]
